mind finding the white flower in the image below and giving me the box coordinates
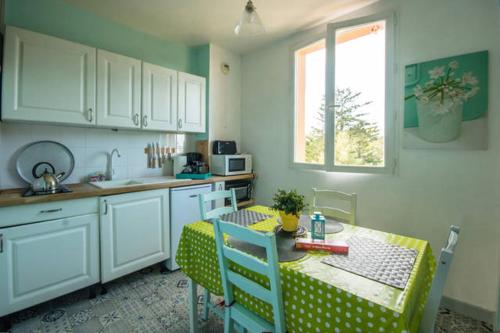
[413,85,423,97]
[428,66,445,79]
[462,72,478,85]
[419,96,429,104]
[464,86,480,100]
[449,60,459,69]
[448,89,462,98]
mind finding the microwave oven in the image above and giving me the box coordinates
[225,179,253,206]
[211,154,252,176]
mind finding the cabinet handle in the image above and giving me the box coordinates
[143,115,148,128]
[40,208,62,214]
[0,234,3,253]
[134,113,140,126]
[189,194,198,198]
[178,118,182,129]
[88,108,94,122]
[103,200,108,215]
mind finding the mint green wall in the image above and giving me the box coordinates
[4,0,193,72]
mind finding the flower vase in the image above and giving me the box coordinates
[416,97,463,143]
[279,211,300,232]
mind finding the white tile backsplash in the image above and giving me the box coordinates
[0,122,195,190]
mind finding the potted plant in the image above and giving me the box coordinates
[271,189,307,232]
[405,60,479,143]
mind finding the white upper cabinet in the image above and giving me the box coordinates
[142,62,178,131]
[96,50,141,129]
[1,27,208,133]
[1,26,96,125]
[178,72,206,133]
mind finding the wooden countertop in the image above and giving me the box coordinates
[0,174,255,208]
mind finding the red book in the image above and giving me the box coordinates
[295,238,349,254]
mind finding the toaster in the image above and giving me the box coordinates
[212,140,237,155]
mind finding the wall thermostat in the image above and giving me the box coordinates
[221,63,230,75]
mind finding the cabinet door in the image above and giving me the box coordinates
[100,189,170,283]
[2,26,96,125]
[96,50,141,129]
[142,62,178,131]
[0,214,99,316]
[178,72,206,133]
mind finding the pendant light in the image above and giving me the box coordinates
[234,0,265,36]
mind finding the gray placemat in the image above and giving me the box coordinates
[228,228,307,262]
[219,209,273,227]
[299,214,344,234]
[321,236,418,289]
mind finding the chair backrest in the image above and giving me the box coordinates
[213,219,285,333]
[199,189,238,220]
[312,188,357,225]
[418,225,460,333]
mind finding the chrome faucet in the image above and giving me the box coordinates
[108,148,122,180]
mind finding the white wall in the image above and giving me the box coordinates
[241,0,500,312]
[0,122,193,189]
[208,44,242,151]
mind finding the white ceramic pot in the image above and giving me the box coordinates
[416,97,463,143]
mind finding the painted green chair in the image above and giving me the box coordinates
[418,225,460,333]
[213,219,286,333]
[198,189,238,321]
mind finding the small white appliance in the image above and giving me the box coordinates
[167,184,212,270]
[172,155,187,175]
[211,154,252,176]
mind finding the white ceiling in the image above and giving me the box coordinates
[63,0,377,54]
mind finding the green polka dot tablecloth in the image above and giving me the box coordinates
[176,206,435,333]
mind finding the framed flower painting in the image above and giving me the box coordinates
[403,50,488,149]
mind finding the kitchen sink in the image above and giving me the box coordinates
[90,176,190,189]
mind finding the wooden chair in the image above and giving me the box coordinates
[198,189,238,321]
[312,188,357,225]
[213,219,286,333]
[418,225,460,333]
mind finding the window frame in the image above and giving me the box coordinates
[289,30,327,171]
[291,12,398,174]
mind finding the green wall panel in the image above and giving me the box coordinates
[4,0,194,72]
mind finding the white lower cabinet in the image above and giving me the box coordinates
[100,189,170,283]
[0,213,99,317]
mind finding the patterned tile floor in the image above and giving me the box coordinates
[4,264,493,333]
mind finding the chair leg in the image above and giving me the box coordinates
[188,278,199,333]
[224,309,233,333]
[202,289,210,321]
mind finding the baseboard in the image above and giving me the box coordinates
[441,296,496,325]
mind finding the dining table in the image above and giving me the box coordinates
[176,205,435,333]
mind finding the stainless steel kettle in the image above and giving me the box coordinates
[31,162,65,193]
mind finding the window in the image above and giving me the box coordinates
[294,39,326,165]
[293,13,395,173]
